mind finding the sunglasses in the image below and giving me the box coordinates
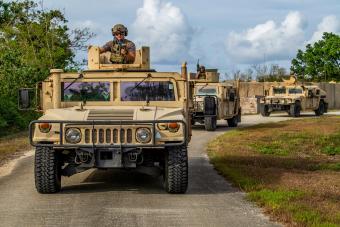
[114,33,124,36]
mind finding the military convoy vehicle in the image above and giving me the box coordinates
[189,65,241,131]
[18,46,191,194]
[260,76,328,117]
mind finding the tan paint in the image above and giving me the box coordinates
[34,47,191,145]
[190,71,241,121]
[262,84,327,111]
[51,69,62,109]
[88,46,150,70]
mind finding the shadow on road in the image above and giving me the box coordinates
[266,113,320,118]
[191,123,231,132]
[59,156,239,195]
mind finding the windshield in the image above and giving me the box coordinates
[196,86,217,95]
[273,87,286,95]
[288,88,303,94]
[121,81,175,101]
[61,82,110,102]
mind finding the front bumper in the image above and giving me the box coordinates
[262,103,291,111]
[29,119,187,148]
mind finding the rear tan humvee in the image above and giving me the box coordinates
[18,46,191,194]
[260,76,328,117]
[189,67,241,131]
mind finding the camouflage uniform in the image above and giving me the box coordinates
[101,38,136,64]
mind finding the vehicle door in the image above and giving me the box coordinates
[219,86,227,119]
[227,87,237,116]
[312,89,321,108]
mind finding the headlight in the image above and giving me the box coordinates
[136,128,151,143]
[65,128,82,144]
[157,123,168,130]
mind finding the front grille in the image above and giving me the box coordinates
[82,127,139,145]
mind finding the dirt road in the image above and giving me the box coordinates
[2,113,332,227]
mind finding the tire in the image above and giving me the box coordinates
[260,104,270,117]
[315,101,325,116]
[237,109,242,123]
[290,102,301,117]
[204,116,217,131]
[227,116,238,127]
[35,146,61,194]
[164,146,188,194]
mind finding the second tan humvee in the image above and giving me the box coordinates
[18,46,191,194]
[189,67,241,131]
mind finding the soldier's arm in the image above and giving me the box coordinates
[99,41,112,54]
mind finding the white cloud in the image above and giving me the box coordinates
[131,0,193,64]
[225,11,306,64]
[308,15,340,44]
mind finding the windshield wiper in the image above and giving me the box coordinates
[126,73,152,97]
[198,83,209,92]
[63,73,84,92]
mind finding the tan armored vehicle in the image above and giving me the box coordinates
[18,46,191,194]
[260,77,328,117]
[189,65,241,131]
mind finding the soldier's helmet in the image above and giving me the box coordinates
[199,66,206,73]
[112,24,128,36]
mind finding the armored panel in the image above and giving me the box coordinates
[88,46,150,70]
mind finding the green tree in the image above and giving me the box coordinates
[291,32,340,82]
[0,0,93,133]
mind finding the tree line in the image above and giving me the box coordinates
[0,0,93,135]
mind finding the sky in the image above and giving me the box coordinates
[39,0,340,77]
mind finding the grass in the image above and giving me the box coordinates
[208,116,340,226]
[0,131,30,166]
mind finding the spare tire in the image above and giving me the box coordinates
[204,96,216,116]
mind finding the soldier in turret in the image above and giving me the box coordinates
[196,65,207,79]
[99,24,136,64]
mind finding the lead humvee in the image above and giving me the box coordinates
[260,76,328,117]
[189,65,241,131]
[18,46,191,194]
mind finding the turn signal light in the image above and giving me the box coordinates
[157,122,180,133]
[168,122,180,132]
[38,123,52,133]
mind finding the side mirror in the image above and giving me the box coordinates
[229,92,235,102]
[18,88,35,110]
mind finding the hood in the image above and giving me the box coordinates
[39,106,185,122]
